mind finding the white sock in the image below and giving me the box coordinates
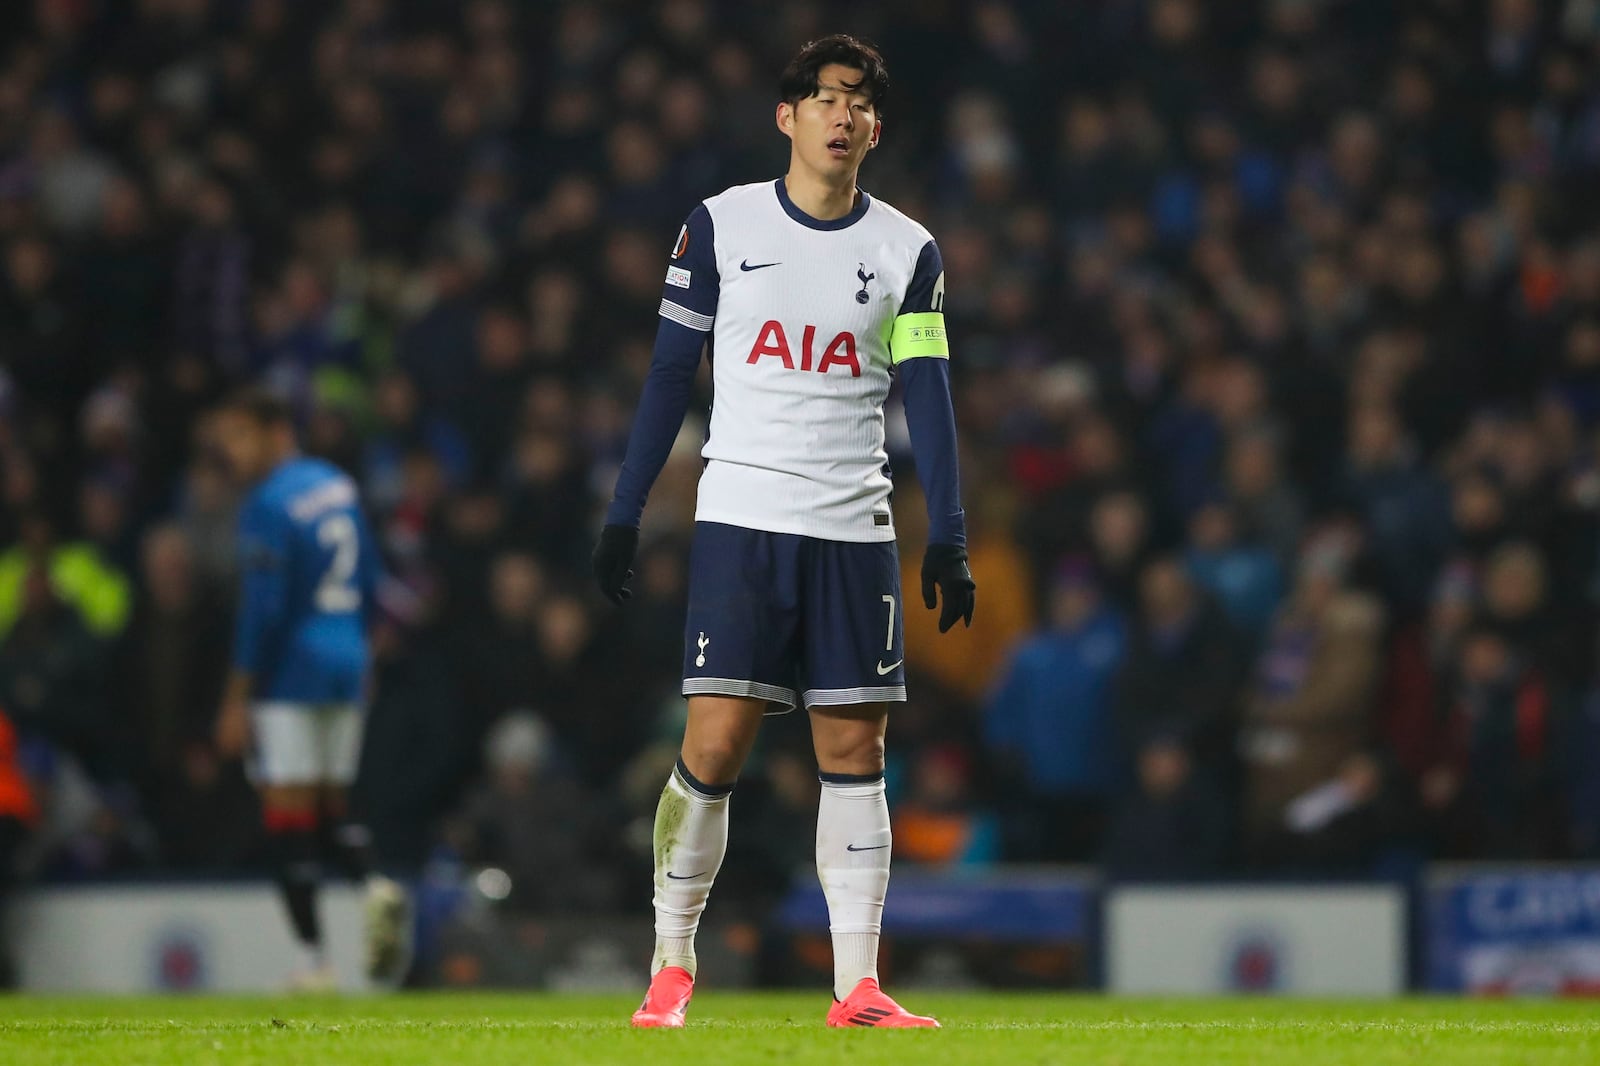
[816,774,891,1000]
[650,760,732,977]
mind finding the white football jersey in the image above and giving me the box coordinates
[658,180,949,542]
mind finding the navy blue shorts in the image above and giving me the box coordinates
[682,522,906,712]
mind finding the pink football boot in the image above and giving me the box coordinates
[826,977,940,1028]
[631,966,694,1028]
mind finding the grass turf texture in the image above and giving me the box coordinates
[3,994,1597,1065]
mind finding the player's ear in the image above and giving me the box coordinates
[868,117,881,150]
[776,101,794,140]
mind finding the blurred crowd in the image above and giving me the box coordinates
[4,0,1600,927]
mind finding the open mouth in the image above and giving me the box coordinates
[827,137,850,156]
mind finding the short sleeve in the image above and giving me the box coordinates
[658,204,719,333]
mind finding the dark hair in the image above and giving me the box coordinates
[217,386,294,427]
[779,34,888,112]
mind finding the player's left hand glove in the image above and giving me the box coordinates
[921,543,976,633]
[592,524,639,605]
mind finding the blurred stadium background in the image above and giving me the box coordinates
[2,0,1600,998]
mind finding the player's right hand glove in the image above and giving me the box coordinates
[921,543,976,633]
[592,524,640,605]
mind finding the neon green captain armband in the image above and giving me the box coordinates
[890,312,950,363]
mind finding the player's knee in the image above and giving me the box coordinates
[813,730,885,777]
[678,737,747,786]
[261,784,319,819]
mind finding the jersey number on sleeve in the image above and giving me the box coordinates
[315,513,361,613]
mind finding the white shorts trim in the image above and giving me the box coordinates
[682,677,798,713]
[249,702,365,786]
[803,685,907,708]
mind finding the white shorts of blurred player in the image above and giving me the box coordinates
[249,702,365,787]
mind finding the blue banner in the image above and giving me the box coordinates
[1429,868,1600,995]
[775,870,1094,941]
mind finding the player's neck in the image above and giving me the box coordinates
[261,444,298,478]
[781,168,859,222]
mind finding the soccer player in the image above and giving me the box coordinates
[593,35,975,1028]
[210,389,406,990]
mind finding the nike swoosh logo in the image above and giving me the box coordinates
[876,660,903,675]
[740,259,780,271]
[665,871,706,880]
[846,843,888,852]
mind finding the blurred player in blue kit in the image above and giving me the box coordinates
[594,35,975,1028]
[210,389,405,990]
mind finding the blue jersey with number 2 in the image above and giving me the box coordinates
[233,457,378,702]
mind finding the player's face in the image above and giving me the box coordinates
[779,63,880,179]
[212,410,274,485]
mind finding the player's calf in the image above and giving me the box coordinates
[315,801,410,986]
[263,804,327,983]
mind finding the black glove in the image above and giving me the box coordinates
[921,543,976,633]
[592,524,639,605]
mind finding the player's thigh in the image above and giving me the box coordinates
[799,538,906,709]
[809,702,889,777]
[314,703,366,790]
[681,521,804,712]
[681,694,769,784]
[251,702,329,792]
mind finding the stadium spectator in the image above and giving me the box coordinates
[890,744,1000,868]
[171,453,242,595]
[109,524,255,868]
[362,370,471,517]
[1478,541,1578,687]
[1222,429,1305,570]
[1184,496,1284,647]
[77,177,169,370]
[1103,738,1229,882]
[0,565,111,777]
[1429,622,1569,859]
[443,711,618,913]
[1340,403,1453,616]
[611,535,693,706]
[1115,556,1245,781]
[503,423,592,575]
[1238,524,1389,871]
[1378,559,1478,806]
[898,481,1035,709]
[454,551,543,748]
[0,512,129,641]
[984,556,1126,861]
[1016,410,1140,583]
[1085,489,1156,610]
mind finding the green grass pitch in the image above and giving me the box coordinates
[3,993,1598,1065]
